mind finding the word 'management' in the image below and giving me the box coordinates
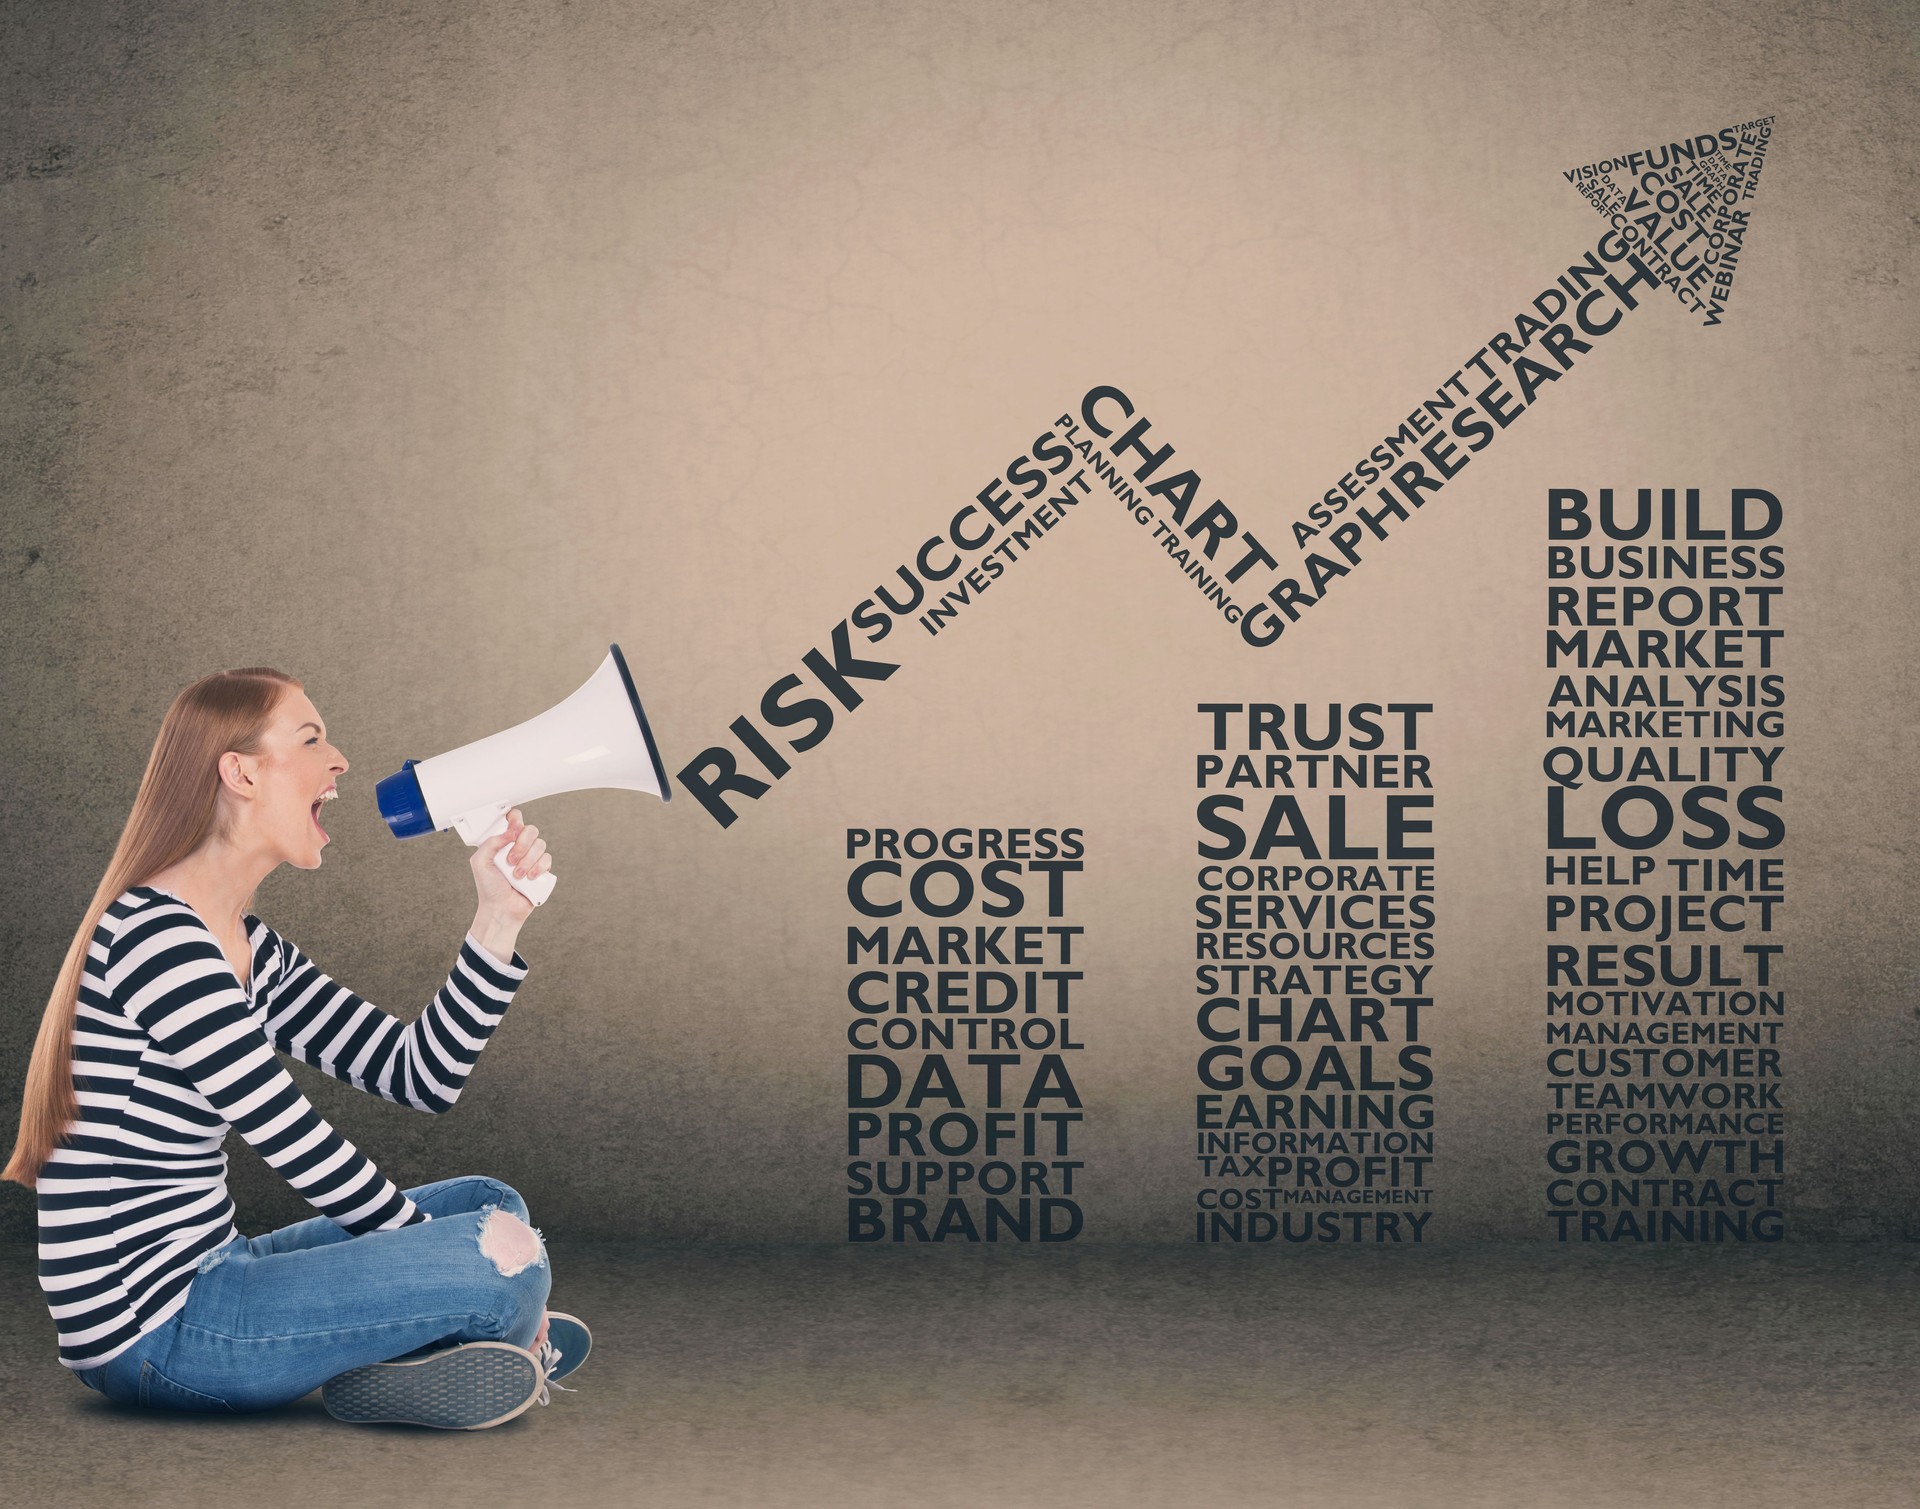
[1189,704,1439,1244]
[1541,488,1787,1243]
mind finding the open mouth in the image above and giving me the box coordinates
[311,788,337,837]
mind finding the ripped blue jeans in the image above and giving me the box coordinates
[77,1176,551,1414]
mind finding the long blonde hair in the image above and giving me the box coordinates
[4,667,301,1187]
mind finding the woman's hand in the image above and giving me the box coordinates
[468,809,549,960]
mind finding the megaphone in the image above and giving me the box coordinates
[374,644,670,906]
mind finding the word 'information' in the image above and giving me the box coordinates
[1193,703,1438,1244]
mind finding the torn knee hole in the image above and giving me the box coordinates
[478,1208,544,1277]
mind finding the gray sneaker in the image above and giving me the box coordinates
[322,1340,546,1429]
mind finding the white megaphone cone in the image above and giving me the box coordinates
[375,644,670,905]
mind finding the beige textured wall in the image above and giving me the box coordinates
[1,0,1914,1243]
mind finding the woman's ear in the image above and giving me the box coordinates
[217,750,258,800]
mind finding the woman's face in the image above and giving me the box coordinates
[230,689,349,869]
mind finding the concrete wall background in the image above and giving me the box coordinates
[1,0,1914,1244]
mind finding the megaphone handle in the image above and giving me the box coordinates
[465,810,558,908]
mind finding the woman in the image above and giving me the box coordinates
[5,666,589,1429]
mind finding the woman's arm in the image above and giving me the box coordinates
[259,811,542,1112]
[257,924,528,1114]
[108,900,426,1234]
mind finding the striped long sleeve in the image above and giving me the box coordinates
[259,928,526,1113]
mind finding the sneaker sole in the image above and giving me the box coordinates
[322,1341,544,1430]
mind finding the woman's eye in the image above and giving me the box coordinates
[306,737,319,745]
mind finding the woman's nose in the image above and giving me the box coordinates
[331,747,349,774]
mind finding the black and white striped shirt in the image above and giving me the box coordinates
[37,885,528,1370]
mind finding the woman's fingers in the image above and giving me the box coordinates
[508,828,547,878]
[470,810,554,885]
[480,811,525,856]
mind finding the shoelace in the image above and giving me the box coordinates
[535,1339,578,1405]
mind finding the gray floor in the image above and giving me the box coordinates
[2,1242,1915,1508]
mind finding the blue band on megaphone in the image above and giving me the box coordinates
[376,760,437,838]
